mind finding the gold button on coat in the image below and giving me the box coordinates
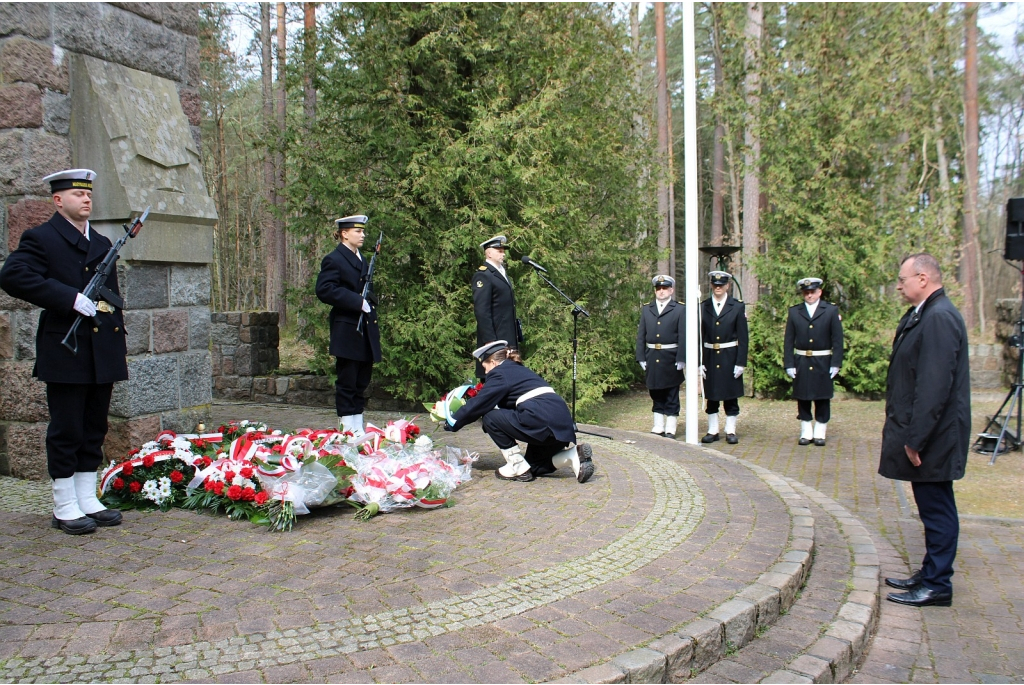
[92,327,99,333]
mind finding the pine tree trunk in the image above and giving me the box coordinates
[274,2,288,323]
[655,2,670,276]
[261,3,278,314]
[962,2,980,332]
[741,2,762,304]
[710,3,725,247]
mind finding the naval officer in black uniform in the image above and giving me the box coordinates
[472,235,521,380]
[784,277,844,446]
[0,169,127,534]
[636,274,686,439]
[446,341,594,484]
[699,271,748,444]
[315,215,381,436]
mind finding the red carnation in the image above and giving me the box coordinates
[170,470,184,484]
[112,477,125,490]
[227,485,243,501]
[251,431,264,440]
[204,479,215,492]
[121,463,134,476]
[224,470,236,482]
[218,425,227,433]
[212,481,224,496]
[142,454,155,468]
[254,491,269,505]
[241,487,256,501]
[129,481,142,493]
[240,467,253,479]
[271,445,284,455]
[191,438,206,449]
[202,456,212,467]
[128,448,141,457]
[466,387,478,398]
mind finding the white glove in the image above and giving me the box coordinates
[639,361,647,371]
[361,299,371,313]
[699,365,706,379]
[74,293,97,317]
[675,362,684,371]
[786,368,796,379]
[733,366,744,379]
[830,367,839,378]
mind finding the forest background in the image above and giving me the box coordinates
[198,2,1024,417]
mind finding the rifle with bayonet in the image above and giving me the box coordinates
[356,231,383,334]
[62,206,150,354]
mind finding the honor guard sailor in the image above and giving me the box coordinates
[636,275,686,438]
[699,271,748,444]
[315,215,381,437]
[783,277,844,446]
[0,169,128,534]
[444,341,594,484]
[472,235,522,380]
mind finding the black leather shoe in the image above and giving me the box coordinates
[86,509,123,527]
[885,571,922,590]
[701,433,720,443]
[51,515,97,535]
[798,437,812,446]
[814,438,826,446]
[886,585,952,607]
[495,469,535,482]
[726,433,738,444]
[576,443,595,484]
[664,432,676,440]
[650,431,664,437]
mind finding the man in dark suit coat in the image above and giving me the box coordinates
[784,277,844,446]
[472,235,521,380]
[636,274,686,438]
[880,253,969,607]
[315,215,381,436]
[699,271,748,444]
[0,169,127,535]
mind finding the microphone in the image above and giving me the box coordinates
[521,255,548,273]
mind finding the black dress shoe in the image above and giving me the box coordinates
[51,515,97,535]
[885,571,922,590]
[814,438,826,446]
[86,509,123,527]
[495,469,535,482]
[886,585,952,607]
[726,433,738,444]
[798,437,812,446]
[701,433,720,443]
[650,431,664,437]
[576,443,595,484]
[664,432,676,440]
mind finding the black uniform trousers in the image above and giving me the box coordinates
[911,480,959,594]
[335,357,373,416]
[797,399,831,423]
[649,387,681,416]
[45,382,114,480]
[706,398,740,416]
[481,409,570,468]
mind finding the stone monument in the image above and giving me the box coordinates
[0,3,216,479]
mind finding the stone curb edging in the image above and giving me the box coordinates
[550,448,816,684]
[550,446,880,685]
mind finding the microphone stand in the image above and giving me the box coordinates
[527,267,611,440]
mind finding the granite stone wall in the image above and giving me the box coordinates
[0,3,215,480]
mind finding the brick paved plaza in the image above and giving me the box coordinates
[0,398,1020,683]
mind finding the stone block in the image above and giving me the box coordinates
[170,264,210,306]
[758,570,798,611]
[0,3,51,39]
[823,620,867,657]
[678,618,723,673]
[0,83,42,128]
[736,583,782,630]
[234,344,254,376]
[0,312,11,359]
[275,377,289,396]
[109,3,164,23]
[162,3,200,36]
[24,131,71,194]
[221,355,234,375]
[610,648,665,684]
[787,656,833,684]
[123,310,151,355]
[225,312,241,325]
[0,37,68,91]
[837,602,872,626]
[184,35,200,86]
[762,671,812,684]
[177,85,200,127]
[105,413,161,463]
[7,198,54,254]
[152,309,189,353]
[210,312,227,324]
[12,308,37,360]
[189,306,210,351]
[0,360,47,422]
[648,634,693,683]
[109,355,179,417]
[808,636,853,682]
[159,405,210,434]
[54,3,188,83]
[43,90,71,135]
[709,599,756,651]
[120,263,169,309]
[0,420,48,479]
[210,322,238,346]
[569,664,626,684]
[178,350,211,407]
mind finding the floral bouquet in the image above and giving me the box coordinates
[181,433,271,523]
[100,431,220,511]
[423,383,483,426]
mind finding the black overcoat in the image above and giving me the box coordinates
[879,289,970,483]
[635,299,686,389]
[0,212,128,384]
[451,360,576,444]
[783,300,844,400]
[473,263,519,348]
[699,296,748,401]
[315,244,381,363]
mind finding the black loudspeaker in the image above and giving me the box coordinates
[1006,197,1024,261]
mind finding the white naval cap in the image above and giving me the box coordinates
[480,235,508,250]
[43,169,96,193]
[472,340,508,361]
[797,277,823,291]
[335,215,368,230]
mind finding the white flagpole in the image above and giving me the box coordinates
[683,1,700,444]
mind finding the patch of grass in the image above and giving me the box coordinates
[277,321,319,374]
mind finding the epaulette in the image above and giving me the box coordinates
[478,265,487,271]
